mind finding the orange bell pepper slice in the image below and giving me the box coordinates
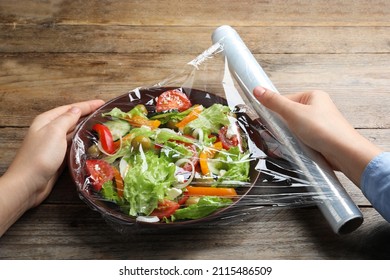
[124,115,161,129]
[186,186,237,197]
[176,105,203,131]
[199,141,223,175]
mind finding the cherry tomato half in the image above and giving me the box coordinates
[85,159,114,191]
[218,125,239,150]
[156,89,192,112]
[177,191,189,205]
[150,199,180,219]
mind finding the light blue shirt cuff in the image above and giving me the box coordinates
[361,152,390,222]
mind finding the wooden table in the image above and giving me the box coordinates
[0,0,389,260]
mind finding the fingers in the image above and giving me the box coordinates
[71,99,106,117]
[41,99,105,120]
[46,106,83,135]
[51,99,106,136]
[253,86,301,119]
[31,99,105,130]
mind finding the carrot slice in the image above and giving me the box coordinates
[199,141,223,175]
[186,186,237,197]
[176,105,203,131]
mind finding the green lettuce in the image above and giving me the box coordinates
[155,129,194,145]
[185,104,230,133]
[102,104,147,119]
[101,181,122,204]
[213,146,250,182]
[150,105,198,125]
[172,196,232,220]
[127,127,155,141]
[102,107,128,119]
[160,141,194,163]
[123,150,176,216]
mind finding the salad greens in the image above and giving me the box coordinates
[123,151,176,216]
[85,89,251,223]
[185,103,230,133]
[171,196,233,221]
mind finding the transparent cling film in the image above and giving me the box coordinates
[68,26,363,235]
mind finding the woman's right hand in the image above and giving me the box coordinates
[253,86,382,186]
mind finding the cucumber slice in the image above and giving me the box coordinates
[104,120,131,141]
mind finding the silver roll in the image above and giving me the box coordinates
[212,25,363,234]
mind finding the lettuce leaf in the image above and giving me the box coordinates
[102,107,128,119]
[155,129,194,145]
[102,104,147,119]
[172,196,232,220]
[185,104,230,133]
[101,181,122,204]
[150,105,196,125]
[160,141,194,163]
[123,151,176,216]
[213,146,250,182]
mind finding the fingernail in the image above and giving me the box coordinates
[69,106,81,114]
[254,86,266,98]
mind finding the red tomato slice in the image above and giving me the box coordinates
[177,191,189,205]
[85,159,114,191]
[156,89,192,112]
[218,126,239,150]
[150,199,180,219]
[92,123,115,154]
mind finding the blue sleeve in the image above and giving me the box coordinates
[361,152,390,222]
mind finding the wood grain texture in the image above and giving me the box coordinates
[0,0,389,259]
[1,0,389,26]
[1,25,390,54]
[1,205,389,260]
[1,53,389,127]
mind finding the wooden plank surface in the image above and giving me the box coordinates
[1,0,389,26]
[1,204,389,260]
[1,25,390,54]
[1,53,389,128]
[0,0,389,260]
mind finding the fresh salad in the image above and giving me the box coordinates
[84,88,251,223]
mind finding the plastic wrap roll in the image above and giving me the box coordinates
[212,25,363,234]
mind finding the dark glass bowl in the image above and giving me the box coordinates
[68,87,262,229]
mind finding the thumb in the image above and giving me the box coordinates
[253,86,297,119]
